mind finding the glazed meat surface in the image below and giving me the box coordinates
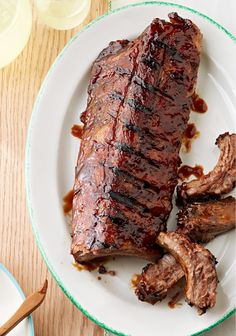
[178,133,236,201]
[136,197,235,304]
[177,196,236,242]
[157,232,218,314]
[71,13,202,262]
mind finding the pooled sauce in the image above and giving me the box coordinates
[98,265,116,276]
[108,270,116,276]
[182,123,200,153]
[168,291,183,309]
[178,165,204,181]
[191,93,208,113]
[63,189,74,214]
[71,124,84,139]
[73,258,115,274]
[131,274,141,289]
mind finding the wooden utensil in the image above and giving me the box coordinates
[0,280,48,336]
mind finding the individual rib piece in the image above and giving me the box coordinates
[177,196,236,242]
[135,197,235,304]
[156,232,218,314]
[178,133,236,201]
[136,253,184,304]
[71,13,202,262]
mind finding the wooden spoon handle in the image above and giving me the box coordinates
[0,280,48,336]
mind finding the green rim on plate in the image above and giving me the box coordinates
[25,2,236,336]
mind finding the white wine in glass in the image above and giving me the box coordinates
[0,0,32,69]
[36,0,91,30]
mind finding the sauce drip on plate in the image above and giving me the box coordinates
[168,291,183,309]
[182,123,200,153]
[63,189,74,214]
[73,258,116,276]
[178,165,204,181]
[131,274,141,289]
[191,93,208,113]
[73,258,107,272]
[71,124,84,139]
[98,265,116,276]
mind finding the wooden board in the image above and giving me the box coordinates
[0,1,108,335]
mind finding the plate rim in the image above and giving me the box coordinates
[25,2,236,336]
[0,264,35,336]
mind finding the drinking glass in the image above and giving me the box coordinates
[0,0,32,69]
[35,0,91,30]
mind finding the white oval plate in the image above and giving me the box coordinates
[26,2,236,336]
[0,264,34,336]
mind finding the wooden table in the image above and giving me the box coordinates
[0,1,108,335]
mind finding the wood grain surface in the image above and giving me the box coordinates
[0,1,108,335]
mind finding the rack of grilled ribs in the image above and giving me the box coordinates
[71,13,202,262]
[135,197,235,305]
[178,133,236,202]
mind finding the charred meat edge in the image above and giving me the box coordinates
[178,133,236,201]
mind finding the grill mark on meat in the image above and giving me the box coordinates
[122,122,181,151]
[115,66,132,76]
[108,215,127,227]
[127,98,153,115]
[141,54,161,70]
[110,174,167,212]
[109,190,150,214]
[108,91,124,101]
[124,122,141,133]
[111,166,173,212]
[153,38,183,62]
[97,145,177,189]
[92,200,165,248]
[169,71,184,82]
[112,167,160,194]
[116,121,171,152]
[114,141,160,168]
[133,75,174,101]
[133,75,157,93]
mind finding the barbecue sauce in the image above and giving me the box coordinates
[168,291,183,309]
[191,93,208,113]
[63,189,74,214]
[73,259,105,272]
[178,165,204,181]
[182,123,200,153]
[131,274,141,289]
[98,265,116,276]
[71,124,84,139]
[72,258,116,275]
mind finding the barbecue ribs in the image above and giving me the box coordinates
[71,13,202,262]
[135,197,235,304]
